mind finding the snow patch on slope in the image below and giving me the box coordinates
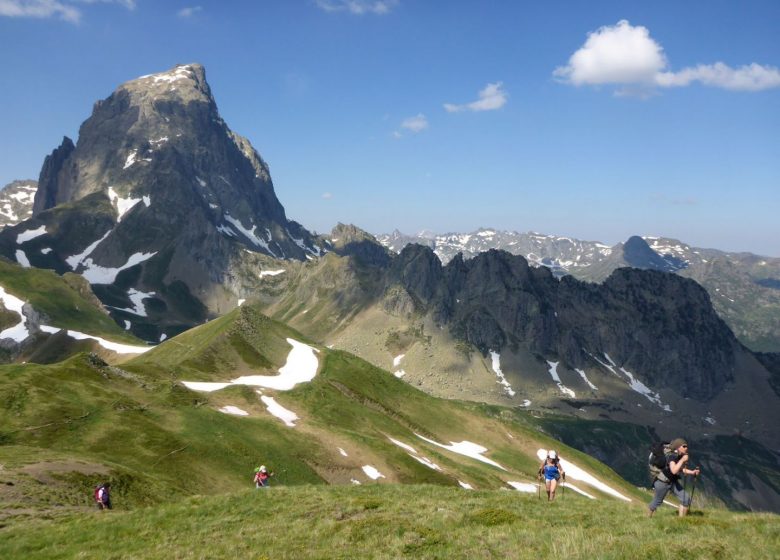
[490,351,516,397]
[547,361,576,398]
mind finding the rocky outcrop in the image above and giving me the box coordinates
[329,223,392,267]
[389,246,739,401]
[33,137,74,215]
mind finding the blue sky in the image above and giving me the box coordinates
[1,1,778,256]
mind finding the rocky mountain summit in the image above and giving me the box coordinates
[0,64,324,340]
[0,180,37,228]
[378,229,780,351]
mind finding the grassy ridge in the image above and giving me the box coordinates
[1,485,777,559]
[0,259,140,344]
[1,305,653,530]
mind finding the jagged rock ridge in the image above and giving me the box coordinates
[389,245,738,401]
[378,229,780,352]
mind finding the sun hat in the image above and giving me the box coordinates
[260,465,267,473]
[548,450,557,459]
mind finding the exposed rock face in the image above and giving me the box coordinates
[1,64,323,339]
[390,246,738,401]
[0,180,38,228]
[379,228,780,352]
[33,137,74,215]
[329,223,392,268]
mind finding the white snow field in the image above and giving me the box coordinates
[218,406,249,416]
[80,251,157,284]
[260,395,299,427]
[362,466,385,480]
[458,481,474,490]
[388,437,417,454]
[490,351,516,397]
[415,435,506,471]
[507,481,537,493]
[38,326,151,354]
[108,186,149,221]
[65,230,112,270]
[259,269,285,278]
[0,286,31,341]
[392,354,407,378]
[0,286,150,353]
[109,288,155,316]
[409,455,441,471]
[536,449,630,501]
[15,250,30,268]
[575,368,598,390]
[16,225,47,244]
[592,352,671,411]
[546,361,576,398]
[388,437,441,470]
[182,338,319,392]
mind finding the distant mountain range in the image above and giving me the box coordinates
[377,229,780,352]
[0,180,37,228]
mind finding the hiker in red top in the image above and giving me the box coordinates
[95,482,112,510]
[253,465,273,488]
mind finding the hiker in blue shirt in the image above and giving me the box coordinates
[538,450,565,501]
[648,438,701,517]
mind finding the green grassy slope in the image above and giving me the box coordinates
[0,259,143,354]
[1,305,651,528]
[1,485,777,560]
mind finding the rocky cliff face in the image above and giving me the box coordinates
[390,246,739,401]
[0,64,323,340]
[379,229,780,352]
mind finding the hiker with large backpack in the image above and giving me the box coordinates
[94,482,112,511]
[647,438,701,517]
[538,450,566,501]
[253,465,274,488]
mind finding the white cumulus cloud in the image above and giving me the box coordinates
[555,20,780,95]
[76,0,135,8]
[444,82,508,113]
[177,5,202,18]
[315,0,397,15]
[656,62,780,91]
[0,0,135,23]
[0,0,81,22]
[400,113,428,133]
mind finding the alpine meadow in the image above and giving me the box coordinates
[0,2,779,559]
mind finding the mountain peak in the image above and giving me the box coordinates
[119,63,212,104]
[4,63,322,341]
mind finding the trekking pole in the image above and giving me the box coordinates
[536,470,541,500]
[688,471,699,513]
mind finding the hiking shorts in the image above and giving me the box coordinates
[648,479,691,511]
